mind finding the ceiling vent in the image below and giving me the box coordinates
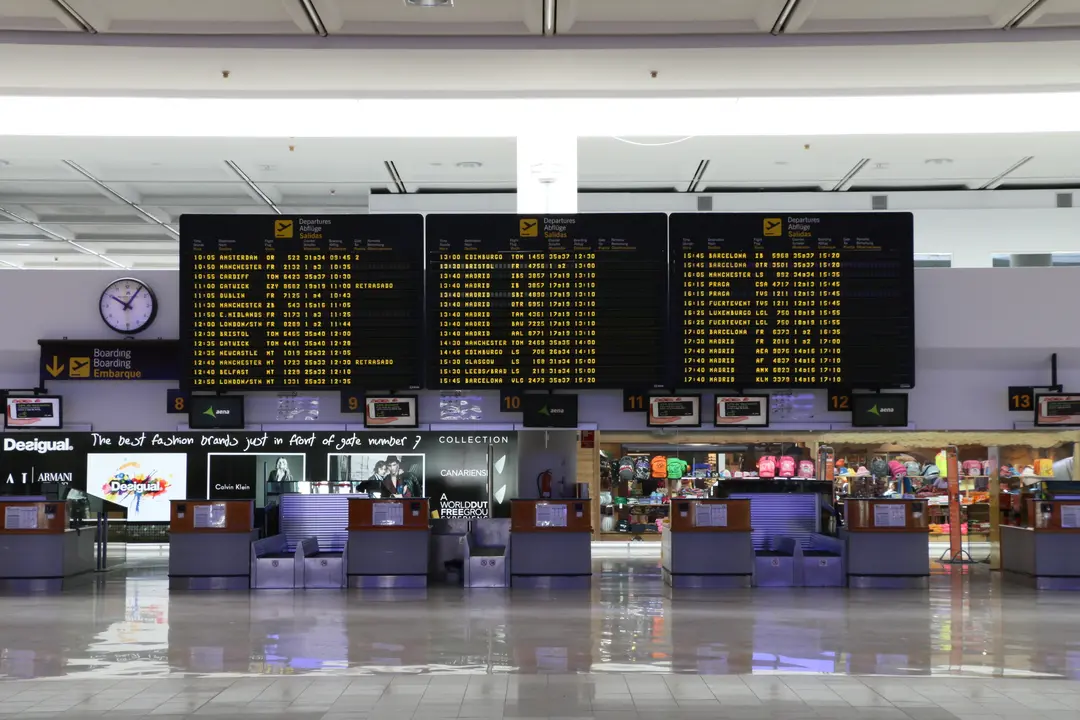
[405,0,453,6]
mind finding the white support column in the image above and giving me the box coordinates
[516,134,578,215]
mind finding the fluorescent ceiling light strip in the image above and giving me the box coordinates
[62,160,180,237]
[0,205,126,269]
[0,258,21,269]
[1,93,1080,138]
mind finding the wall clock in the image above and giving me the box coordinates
[99,278,158,335]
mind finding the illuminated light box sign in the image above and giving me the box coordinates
[86,453,188,522]
[5,396,62,430]
[715,396,770,427]
[364,396,418,428]
[647,396,702,428]
[0,431,518,522]
[522,394,579,428]
[851,393,909,428]
[188,395,245,430]
[1035,394,1080,427]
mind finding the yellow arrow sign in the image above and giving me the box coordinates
[45,356,65,378]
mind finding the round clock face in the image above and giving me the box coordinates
[99,278,158,334]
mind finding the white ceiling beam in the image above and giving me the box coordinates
[0,205,41,222]
[1001,0,1050,29]
[979,156,1035,189]
[0,204,126,269]
[223,160,282,212]
[832,158,870,191]
[757,0,815,34]
[524,0,552,34]
[61,160,179,238]
[309,0,346,33]
[50,0,97,33]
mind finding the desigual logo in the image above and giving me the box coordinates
[109,480,162,493]
[3,438,73,454]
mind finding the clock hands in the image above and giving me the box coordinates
[111,285,144,310]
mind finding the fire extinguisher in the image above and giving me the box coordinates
[537,469,553,498]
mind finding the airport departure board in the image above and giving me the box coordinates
[180,214,424,390]
[426,214,668,387]
[670,213,915,388]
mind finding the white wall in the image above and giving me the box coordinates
[0,268,1077,432]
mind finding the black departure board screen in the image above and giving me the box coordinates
[427,214,667,387]
[670,213,914,388]
[180,214,424,390]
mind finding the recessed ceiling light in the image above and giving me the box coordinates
[456,161,482,169]
[16,242,30,247]
[260,164,277,172]
[873,162,889,170]
[405,0,453,6]
[925,158,953,165]
[774,161,789,166]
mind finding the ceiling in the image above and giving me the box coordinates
[1,132,1079,270]
[3,0,1080,36]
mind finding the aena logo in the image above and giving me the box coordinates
[867,405,894,416]
[203,406,230,418]
[538,405,565,416]
[3,438,73,454]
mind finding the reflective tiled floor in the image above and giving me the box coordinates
[2,545,1080,718]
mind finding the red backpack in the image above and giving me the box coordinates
[758,456,777,478]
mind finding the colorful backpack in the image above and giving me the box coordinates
[634,457,651,481]
[962,460,982,476]
[905,461,923,477]
[888,460,907,479]
[778,456,796,478]
[758,456,777,478]
[798,459,815,478]
[870,458,889,477]
[618,456,635,482]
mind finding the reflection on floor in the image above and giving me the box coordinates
[1,545,1080,718]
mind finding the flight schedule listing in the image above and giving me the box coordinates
[670,213,915,388]
[180,214,424,390]
[427,213,668,387]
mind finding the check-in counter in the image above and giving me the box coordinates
[510,499,592,588]
[1002,499,1080,590]
[169,500,257,590]
[346,498,430,588]
[662,499,754,588]
[0,500,94,591]
[842,499,930,588]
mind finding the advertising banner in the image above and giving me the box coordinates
[0,431,517,521]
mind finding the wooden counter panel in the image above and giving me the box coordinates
[348,498,430,530]
[170,500,253,533]
[845,499,930,533]
[1027,499,1080,533]
[0,501,67,534]
[668,499,752,533]
[511,499,593,533]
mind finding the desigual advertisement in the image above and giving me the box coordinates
[0,431,517,521]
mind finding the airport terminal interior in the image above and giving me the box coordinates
[7,1,1080,719]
